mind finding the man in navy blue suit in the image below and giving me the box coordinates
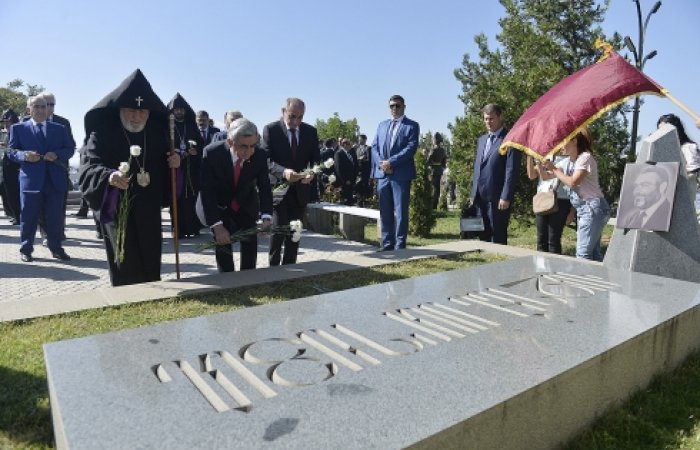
[371,95,419,251]
[7,96,74,262]
[470,103,521,245]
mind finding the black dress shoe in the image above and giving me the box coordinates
[52,251,71,261]
[21,253,33,262]
[376,247,392,252]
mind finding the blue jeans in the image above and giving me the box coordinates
[570,193,610,261]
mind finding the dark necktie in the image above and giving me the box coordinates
[230,159,242,212]
[36,123,46,149]
[482,134,495,161]
[201,130,206,141]
[383,120,397,159]
[346,151,354,165]
[290,129,298,161]
[629,210,646,228]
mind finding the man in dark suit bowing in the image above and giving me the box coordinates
[263,98,320,266]
[371,95,420,251]
[199,118,272,272]
[470,103,521,245]
[7,96,74,262]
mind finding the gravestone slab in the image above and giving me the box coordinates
[44,256,700,450]
[604,124,700,282]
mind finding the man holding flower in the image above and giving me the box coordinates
[262,98,320,266]
[199,118,273,272]
[79,69,180,286]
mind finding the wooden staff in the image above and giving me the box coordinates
[664,92,700,124]
[170,114,181,279]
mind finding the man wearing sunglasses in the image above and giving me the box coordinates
[371,95,420,251]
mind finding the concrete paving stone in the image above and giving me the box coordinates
[0,204,377,304]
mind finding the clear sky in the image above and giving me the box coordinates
[1,0,697,167]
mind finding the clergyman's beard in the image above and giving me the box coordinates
[121,118,147,133]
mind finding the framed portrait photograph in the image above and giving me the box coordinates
[616,162,679,232]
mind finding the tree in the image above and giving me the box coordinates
[0,79,44,115]
[409,132,437,237]
[316,113,360,143]
[450,0,629,219]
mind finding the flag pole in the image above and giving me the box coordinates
[664,92,700,123]
[169,114,181,279]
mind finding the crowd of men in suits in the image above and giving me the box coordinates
[0,66,525,287]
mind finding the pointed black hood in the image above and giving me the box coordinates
[166,92,196,123]
[84,69,168,135]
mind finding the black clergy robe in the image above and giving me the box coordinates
[172,119,204,237]
[79,116,172,286]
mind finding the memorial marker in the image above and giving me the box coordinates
[45,256,700,450]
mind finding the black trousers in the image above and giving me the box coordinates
[341,183,355,206]
[535,198,572,254]
[269,188,305,266]
[431,168,443,209]
[216,210,257,272]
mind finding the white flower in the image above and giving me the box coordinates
[118,162,130,173]
[323,158,334,169]
[328,174,336,184]
[130,145,141,156]
[292,231,302,243]
[188,140,197,148]
[312,164,323,174]
[290,220,303,233]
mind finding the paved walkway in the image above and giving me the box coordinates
[0,203,377,303]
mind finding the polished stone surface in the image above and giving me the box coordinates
[44,256,700,450]
[605,124,700,282]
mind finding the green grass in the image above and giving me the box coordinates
[364,209,613,256]
[0,252,504,450]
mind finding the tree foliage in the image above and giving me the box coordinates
[315,113,360,143]
[450,0,630,219]
[409,132,437,237]
[0,79,44,115]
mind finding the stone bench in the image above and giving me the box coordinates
[307,202,381,242]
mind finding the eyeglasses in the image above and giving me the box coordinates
[389,104,404,109]
[31,105,47,109]
[46,103,55,107]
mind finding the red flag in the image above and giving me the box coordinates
[499,41,665,160]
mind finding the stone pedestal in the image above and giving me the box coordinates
[604,124,700,283]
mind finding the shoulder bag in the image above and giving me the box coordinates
[533,179,560,215]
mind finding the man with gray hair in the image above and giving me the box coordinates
[263,97,320,266]
[199,118,273,272]
[212,109,243,142]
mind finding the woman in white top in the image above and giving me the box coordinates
[527,154,571,254]
[656,114,699,185]
[542,128,611,261]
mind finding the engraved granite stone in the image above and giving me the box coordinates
[44,256,700,450]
